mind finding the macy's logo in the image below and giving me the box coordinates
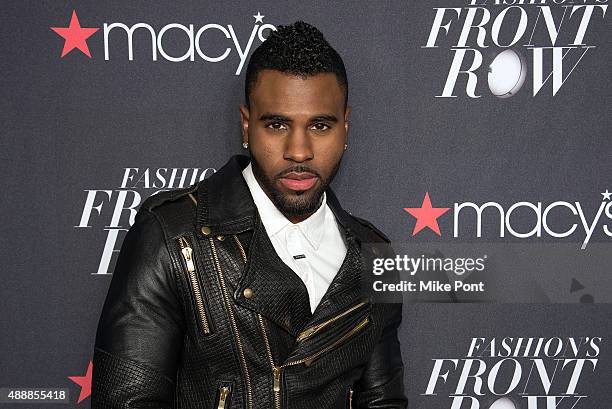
[50,10,275,74]
[403,191,612,249]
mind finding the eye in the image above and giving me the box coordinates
[310,123,330,131]
[266,122,287,131]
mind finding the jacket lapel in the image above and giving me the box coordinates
[311,234,366,319]
[234,216,313,337]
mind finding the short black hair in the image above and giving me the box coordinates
[244,21,348,109]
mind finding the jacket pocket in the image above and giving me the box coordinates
[302,314,371,366]
[176,234,213,336]
[296,300,370,342]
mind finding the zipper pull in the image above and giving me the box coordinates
[296,326,317,342]
[217,386,230,409]
[349,387,353,409]
[273,366,281,392]
[180,241,196,272]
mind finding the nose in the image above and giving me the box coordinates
[283,128,313,163]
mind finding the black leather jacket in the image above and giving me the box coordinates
[92,155,407,409]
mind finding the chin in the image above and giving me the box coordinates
[275,188,324,217]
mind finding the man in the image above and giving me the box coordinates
[92,21,407,409]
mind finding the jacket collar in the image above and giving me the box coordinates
[196,155,256,236]
[196,154,364,243]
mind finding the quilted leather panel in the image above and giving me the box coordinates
[92,347,175,409]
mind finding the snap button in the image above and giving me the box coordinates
[243,288,253,299]
[217,235,225,241]
[201,226,211,235]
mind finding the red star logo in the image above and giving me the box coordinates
[51,11,99,58]
[403,192,450,236]
[68,360,92,403]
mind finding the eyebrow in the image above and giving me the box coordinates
[258,113,339,123]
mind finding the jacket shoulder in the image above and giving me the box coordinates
[138,183,200,238]
[348,214,391,243]
[140,183,199,212]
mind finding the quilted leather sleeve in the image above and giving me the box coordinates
[92,347,176,408]
[353,303,408,409]
[92,208,186,408]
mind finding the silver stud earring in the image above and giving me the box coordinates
[344,143,348,150]
[242,142,249,149]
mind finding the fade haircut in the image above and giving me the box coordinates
[244,21,348,109]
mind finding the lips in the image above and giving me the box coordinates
[279,171,318,191]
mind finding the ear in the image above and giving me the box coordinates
[343,105,351,144]
[239,104,250,145]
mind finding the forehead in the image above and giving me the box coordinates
[250,70,344,114]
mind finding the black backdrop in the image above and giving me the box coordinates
[1,1,610,408]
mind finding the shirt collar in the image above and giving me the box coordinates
[242,162,328,250]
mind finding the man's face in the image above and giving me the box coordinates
[239,69,350,223]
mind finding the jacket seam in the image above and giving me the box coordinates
[94,346,176,385]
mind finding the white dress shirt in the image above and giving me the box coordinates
[242,163,347,313]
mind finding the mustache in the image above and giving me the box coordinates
[275,165,321,179]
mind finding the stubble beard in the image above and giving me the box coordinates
[250,154,342,219]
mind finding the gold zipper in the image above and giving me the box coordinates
[291,315,370,367]
[233,234,247,263]
[257,314,281,409]
[349,387,353,409]
[217,385,230,409]
[235,235,280,409]
[177,236,210,334]
[209,237,253,409]
[273,366,282,409]
[296,300,368,342]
